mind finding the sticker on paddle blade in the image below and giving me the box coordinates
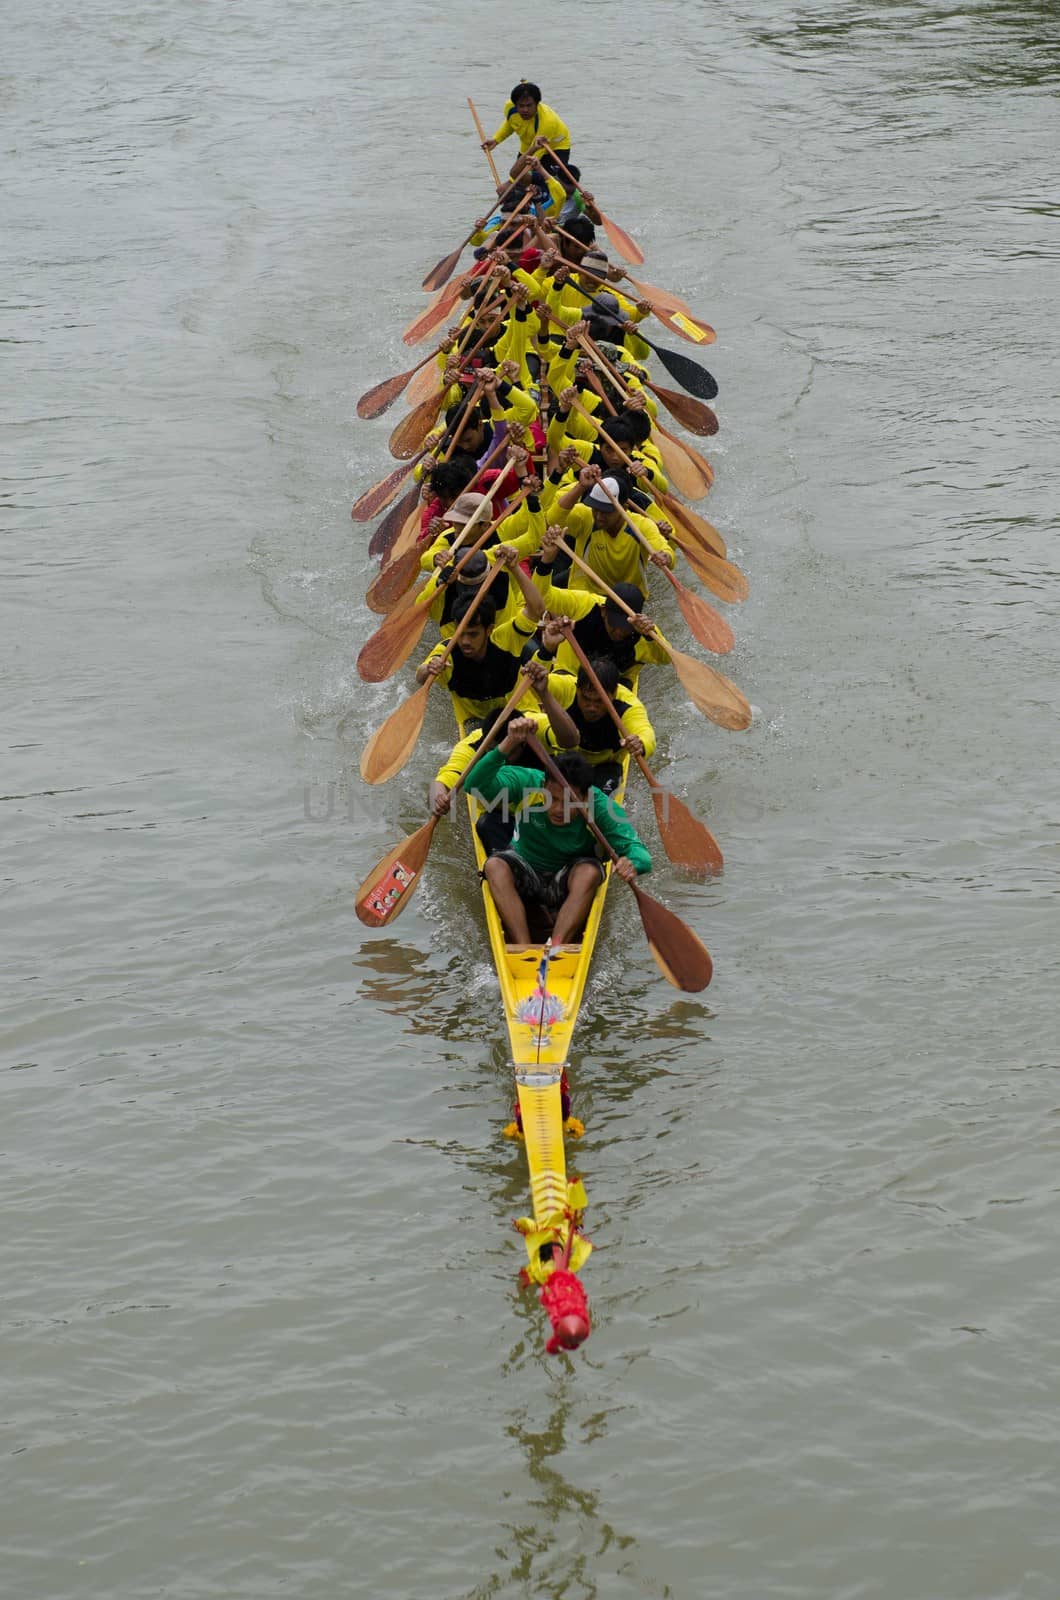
[668,311,711,344]
[361,860,415,926]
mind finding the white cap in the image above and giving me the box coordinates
[586,476,622,507]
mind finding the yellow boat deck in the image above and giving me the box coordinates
[463,750,628,1231]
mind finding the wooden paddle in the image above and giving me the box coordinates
[352,456,423,523]
[358,484,527,682]
[621,276,715,345]
[354,674,531,927]
[653,420,714,493]
[402,273,470,346]
[549,257,719,399]
[366,505,424,612]
[422,222,481,294]
[659,491,727,561]
[357,291,507,422]
[406,357,446,409]
[552,537,751,732]
[362,482,418,560]
[540,145,645,266]
[388,389,445,459]
[560,632,723,874]
[357,347,439,421]
[468,96,503,190]
[359,562,504,783]
[522,735,713,991]
[578,333,719,438]
[589,479,736,652]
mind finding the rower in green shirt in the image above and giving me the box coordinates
[472,717,652,947]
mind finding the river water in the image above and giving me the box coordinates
[3,2,1058,1596]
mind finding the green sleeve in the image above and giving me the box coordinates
[589,791,652,874]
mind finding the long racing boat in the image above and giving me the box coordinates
[353,96,735,1354]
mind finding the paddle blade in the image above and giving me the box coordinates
[663,494,726,558]
[672,532,732,596]
[655,425,715,492]
[406,361,443,408]
[664,569,735,654]
[671,648,752,731]
[352,460,418,523]
[627,275,687,313]
[403,277,466,346]
[359,681,430,784]
[652,303,717,346]
[366,538,422,616]
[357,595,430,683]
[650,384,719,438]
[654,434,713,502]
[684,550,749,606]
[648,786,724,875]
[355,818,439,926]
[602,211,645,266]
[630,882,713,991]
[651,344,719,402]
[422,245,463,293]
[367,483,420,559]
[388,392,441,460]
[357,368,414,420]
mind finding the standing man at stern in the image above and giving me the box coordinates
[483,82,572,180]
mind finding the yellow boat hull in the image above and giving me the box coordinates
[464,752,628,1236]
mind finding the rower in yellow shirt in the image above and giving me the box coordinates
[482,82,572,176]
[552,472,674,595]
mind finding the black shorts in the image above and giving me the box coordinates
[488,850,603,909]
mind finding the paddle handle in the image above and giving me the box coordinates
[468,97,503,189]
[579,334,633,397]
[552,536,675,659]
[567,396,635,470]
[428,559,505,676]
[557,625,650,773]
[439,379,484,461]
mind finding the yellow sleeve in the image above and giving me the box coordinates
[635,446,669,495]
[419,641,452,686]
[630,510,671,558]
[539,105,571,149]
[532,572,598,620]
[497,384,538,431]
[545,671,577,711]
[616,687,656,759]
[493,313,533,386]
[491,610,538,656]
[435,730,481,788]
